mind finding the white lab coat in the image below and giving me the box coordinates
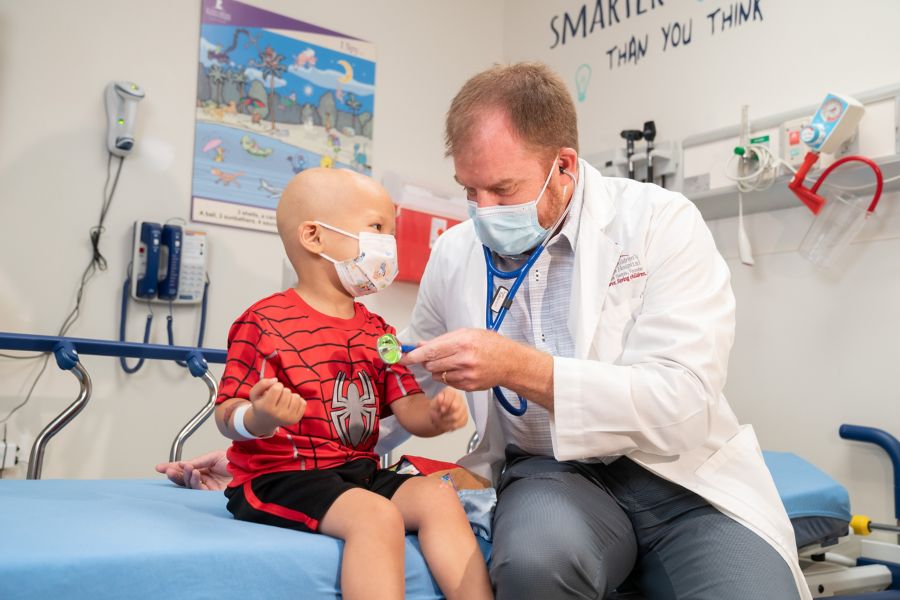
[381,159,809,599]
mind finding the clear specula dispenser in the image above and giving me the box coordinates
[799,191,871,269]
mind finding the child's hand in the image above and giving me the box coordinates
[429,388,468,433]
[247,378,306,435]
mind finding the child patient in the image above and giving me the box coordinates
[214,168,492,600]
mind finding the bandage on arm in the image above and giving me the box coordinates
[215,398,274,441]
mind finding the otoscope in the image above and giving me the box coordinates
[620,129,643,180]
[643,121,657,184]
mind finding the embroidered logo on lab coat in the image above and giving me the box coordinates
[609,254,647,287]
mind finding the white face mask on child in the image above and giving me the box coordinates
[316,221,398,297]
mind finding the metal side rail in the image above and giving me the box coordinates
[0,332,227,478]
[26,342,91,480]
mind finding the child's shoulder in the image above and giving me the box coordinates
[354,301,394,333]
[237,290,302,321]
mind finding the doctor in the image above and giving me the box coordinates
[394,62,809,600]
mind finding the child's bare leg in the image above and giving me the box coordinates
[319,488,406,600]
[392,477,493,600]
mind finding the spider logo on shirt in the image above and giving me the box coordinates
[330,371,377,448]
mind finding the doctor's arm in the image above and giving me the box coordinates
[550,199,735,460]
[406,328,555,407]
[400,228,556,404]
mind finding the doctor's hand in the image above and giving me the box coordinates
[403,328,555,409]
[155,450,231,491]
[247,378,307,435]
[429,388,468,433]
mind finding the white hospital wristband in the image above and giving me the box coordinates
[232,403,273,440]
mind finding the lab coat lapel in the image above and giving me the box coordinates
[570,162,621,359]
[462,239,491,437]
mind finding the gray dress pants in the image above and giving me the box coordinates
[490,446,800,600]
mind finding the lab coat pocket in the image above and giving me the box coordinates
[593,296,643,362]
[693,425,791,542]
[694,425,760,479]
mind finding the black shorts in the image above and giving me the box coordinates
[224,459,417,533]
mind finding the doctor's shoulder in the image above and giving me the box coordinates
[603,178,705,237]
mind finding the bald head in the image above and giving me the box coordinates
[277,168,395,273]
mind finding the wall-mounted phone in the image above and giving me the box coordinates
[121,220,210,373]
[131,221,207,304]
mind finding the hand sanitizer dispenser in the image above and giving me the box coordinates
[105,81,145,157]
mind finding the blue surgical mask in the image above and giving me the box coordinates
[467,156,559,256]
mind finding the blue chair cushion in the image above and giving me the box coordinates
[763,451,852,548]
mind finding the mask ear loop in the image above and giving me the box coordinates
[521,154,566,243]
[315,221,359,240]
[535,155,558,201]
[315,221,360,264]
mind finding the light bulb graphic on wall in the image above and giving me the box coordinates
[574,64,592,103]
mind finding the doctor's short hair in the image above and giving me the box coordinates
[445,62,579,159]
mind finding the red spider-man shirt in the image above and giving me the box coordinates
[216,289,422,487]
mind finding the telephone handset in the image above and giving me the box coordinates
[133,222,162,298]
[158,224,182,300]
[131,221,207,303]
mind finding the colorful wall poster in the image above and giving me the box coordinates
[191,0,375,232]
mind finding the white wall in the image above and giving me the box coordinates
[505,0,900,152]
[504,0,900,524]
[0,0,499,478]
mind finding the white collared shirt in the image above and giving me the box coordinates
[492,170,585,456]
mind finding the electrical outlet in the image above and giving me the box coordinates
[0,441,19,469]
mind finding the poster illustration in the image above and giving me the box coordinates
[191,0,375,232]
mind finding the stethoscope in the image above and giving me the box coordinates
[484,167,577,416]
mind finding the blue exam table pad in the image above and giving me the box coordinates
[0,478,490,600]
[0,452,848,599]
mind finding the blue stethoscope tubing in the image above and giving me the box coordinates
[400,239,547,416]
[483,243,548,415]
[480,167,577,416]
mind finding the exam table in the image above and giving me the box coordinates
[0,332,488,599]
